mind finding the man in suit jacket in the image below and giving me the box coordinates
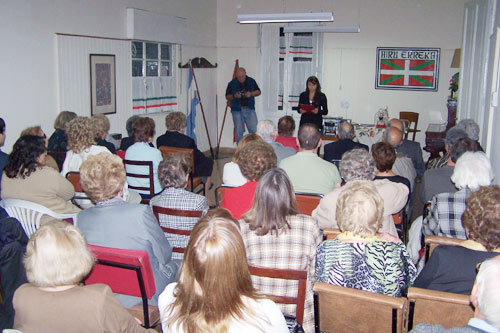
[256,120,296,164]
[389,119,425,178]
[323,121,368,162]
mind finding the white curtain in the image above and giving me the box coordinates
[132,76,177,114]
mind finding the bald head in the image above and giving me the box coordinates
[339,121,355,140]
[298,123,321,151]
[389,118,404,132]
[384,127,403,147]
[236,68,247,83]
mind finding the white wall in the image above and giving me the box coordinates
[216,0,468,148]
[0,0,217,152]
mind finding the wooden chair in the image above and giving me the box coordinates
[295,192,323,216]
[158,146,205,195]
[248,265,308,326]
[47,151,66,171]
[65,171,91,208]
[424,235,464,263]
[151,205,204,254]
[323,228,342,240]
[123,159,154,204]
[399,111,421,141]
[314,282,408,333]
[407,287,473,330]
[393,209,408,244]
[215,184,232,207]
[85,245,159,329]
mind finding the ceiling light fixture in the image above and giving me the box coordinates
[237,12,334,24]
[283,25,360,33]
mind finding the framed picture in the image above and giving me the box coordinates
[375,47,440,91]
[90,54,116,115]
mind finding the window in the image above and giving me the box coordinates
[131,40,177,114]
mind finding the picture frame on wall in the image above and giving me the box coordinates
[90,54,116,115]
[375,47,440,91]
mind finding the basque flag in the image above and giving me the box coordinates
[379,59,435,87]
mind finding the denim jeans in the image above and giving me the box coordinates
[232,107,258,143]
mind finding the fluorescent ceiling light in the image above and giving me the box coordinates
[237,12,334,24]
[283,25,360,33]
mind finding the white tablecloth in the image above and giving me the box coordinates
[354,125,385,148]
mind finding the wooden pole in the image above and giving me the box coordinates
[216,60,239,157]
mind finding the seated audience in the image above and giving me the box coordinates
[389,118,426,178]
[412,255,500,332]
[47,110,77,152]
[119,115,153,151]
[125,117,163,197]
[315,180,416,297]
[91,114,116,154]
[280,123,341,195]
[156,111,213,183]
[382,126,417,191]
[222,141,276,219]
[457,118,484,151]
[20,126,58,170]
[150,152,209,260]
[222,133,262,187]
[2,135,79,214]
[421,129,476,203]
[372,141,411,194]
[158,209,288,333]
[77,153,178,308]
[275,115,299,152]
[256,120,295,164]
[239,168,321,333]
[323,121,368,163]
[313,149,408,237]
[415,185,500,294]
[13,221,154,332]
[423,151,494,239]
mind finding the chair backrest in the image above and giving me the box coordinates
[123,159,155,200]
[0,199,77,237]
[85,244,156,327]
[407,287,473,330]
[314,282,408,333]
[158,146,195,174]
[115,150,126,160]
[248,265,307,325]
[323,228,342,240]
[215,184,232,207]
[65,172,91,208]
[47,151,66,170]
[399,111,420,141]
[295,192,323,216]
[151,205,204,253]
[424,235,464,263]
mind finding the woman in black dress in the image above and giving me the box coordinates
[298,76,328,132]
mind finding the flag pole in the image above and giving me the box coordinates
[216,59,239,158]
[189,60,214,159]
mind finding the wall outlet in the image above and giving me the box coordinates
[340,100,350,109]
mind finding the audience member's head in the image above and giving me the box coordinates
[165,112,187,132]
[277,116,295,137]
[449,137,478,163]
[383,127,403,148]
[462,185,500,252]
[457,119,480,141]
[256,120,276,141]
[389,118,405,132]
[4,135,46,179]
[24,221,94,287]
[236,141,276,182]
[0,117,5,148]
[232,133,262,163]
[166,208,259,331]
[339,148,377,182]
[451,152,494,191]
[371,141,396,172]
[338,121,355,140]
[80,152,125,203]
[132,117,155,142]
[444,127,468,151]
[53,111,77,131]
[243,168,298,236]
[66,117,95,153]
[336,180,383,237]
[91,114,110,140]
[125,115,141,137]
[158,152,191,189]
[20,126,48,147]
[471,256,500,329]
[297,123,321,150]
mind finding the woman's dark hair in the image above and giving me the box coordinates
[5,135,46,179]
[242,168,298,236]
[305,76,322,101]
[371,142,396,172]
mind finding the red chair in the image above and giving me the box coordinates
[295,192,323,216]
[116,150,126,160]
[84,245,159,328]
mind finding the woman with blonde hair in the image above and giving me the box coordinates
[240,168,321,333]
[315,180,416,297]
[13,221,155,332]
[48,110,77,152]
[158,208,288,333]
[222,133,262,187]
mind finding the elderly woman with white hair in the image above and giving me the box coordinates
[315,180,416,297]
[422,151,494,239]
[312,148,409,237]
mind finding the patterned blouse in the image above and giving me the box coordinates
[315,233,416,297]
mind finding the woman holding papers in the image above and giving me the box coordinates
[298,76,328,132]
